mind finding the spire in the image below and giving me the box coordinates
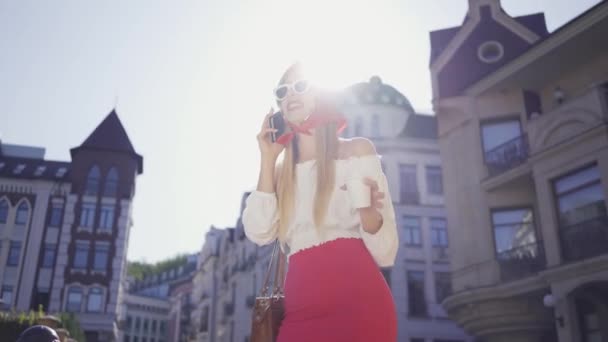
[71,109,143,173]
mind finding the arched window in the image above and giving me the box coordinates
[0,199,8,224]
[85,166,101,196]
[104,168,119,197]
[66,286,83,312]
[87,287,103,312]
[15,201,30,225]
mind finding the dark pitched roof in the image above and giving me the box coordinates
[429,13,548,65]
[0,156,70,181]
[71,110,143,173]
[400,113,438,140]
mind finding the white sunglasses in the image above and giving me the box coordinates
[273,79,310,101]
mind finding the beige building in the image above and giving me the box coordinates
[429,0,608,341]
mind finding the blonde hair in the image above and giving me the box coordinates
[276,123,339,243]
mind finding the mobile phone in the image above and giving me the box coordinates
[269,111,286,143]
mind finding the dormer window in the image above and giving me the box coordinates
[478,41,504,64]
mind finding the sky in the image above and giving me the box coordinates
[0,0,601,263]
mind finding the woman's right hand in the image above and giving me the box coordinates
[257,108,285,163]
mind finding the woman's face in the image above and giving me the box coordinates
[277,68,316,123]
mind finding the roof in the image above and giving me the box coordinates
[0,155,70,181]
[71,110,143,174]
[400,113,438,140]
[429,13,548,65]
[342,76,415,112]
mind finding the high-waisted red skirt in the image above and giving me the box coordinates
[277,237,397,342]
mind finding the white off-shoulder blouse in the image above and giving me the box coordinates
[242,155,398,267]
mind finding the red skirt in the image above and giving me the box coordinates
[277,237,397,342]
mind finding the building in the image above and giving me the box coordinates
[190,192,271,342]
[122,293,170,342]
[122,254,197,342]
[429,0,608,341]
[0,109,143,341]
[339,77,471,342]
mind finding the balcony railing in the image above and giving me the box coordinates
[496,241,546,282]
[485,134,529,176]
[560,214,608,262]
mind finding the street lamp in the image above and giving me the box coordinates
[543,293,565,327]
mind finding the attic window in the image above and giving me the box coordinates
[478,41,504,64]
[34,166,47,177]
[14,164,26,175]
[56,167,67,178]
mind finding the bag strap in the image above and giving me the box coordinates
[258,240,286,297]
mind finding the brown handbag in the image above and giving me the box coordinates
[250,240,286,342]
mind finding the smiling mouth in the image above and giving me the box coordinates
[287,101,303,111]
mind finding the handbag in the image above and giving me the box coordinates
[250,240,286,342]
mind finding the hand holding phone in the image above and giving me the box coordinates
[269,111,287,143]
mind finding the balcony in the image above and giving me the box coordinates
[527,84,608,155]
[485,134,529,177]
[560,214,608,262]
[497,241,546,282]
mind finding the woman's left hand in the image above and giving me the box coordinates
[358,177,384,234]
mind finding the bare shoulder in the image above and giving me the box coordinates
[341,137,378,158]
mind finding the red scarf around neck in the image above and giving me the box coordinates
[275,101,347,146]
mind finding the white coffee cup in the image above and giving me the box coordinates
[346,178,371,209]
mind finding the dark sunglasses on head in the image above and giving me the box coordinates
[273,79,310,101]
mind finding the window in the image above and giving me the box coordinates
[491,209,535,255]
[7,241,22,266]
[151,320,157,334]
[143,318,149,333]
[399,164,418,204]
[99,205,115,231]
[371,114,380,137]
[407,271,427,317]
[74,241,90,269]
[126,315,133,330]
[124,335,130,342]
[554,164,606,261]
[159,321,166,336]
[435,272,452,303]
[93,243,109,271]
[200,307,209,332]
[554,165,605,226]
[85,166,101,195]
[80,203,96,228]
[426,166,443,195]
[478,41,504,63]
[15,202,29,225]
[402,216,422,246]
[135,317,141,331]
[133,337,139,342]
[49,204,63,227]
[481,119,521,152]
[42,244,56,268]
[354,117,363,136]
[104,168,119,197]
[66,287,83,312]
[430,218,448,247]
[87,287,103,312]
[1,286,13,306]
[0,199,8,223]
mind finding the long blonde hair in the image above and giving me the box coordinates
[276,122,340,243]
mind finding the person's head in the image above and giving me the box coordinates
[274,62,316,124]
[16,325,60,342]
[274,63,340,242]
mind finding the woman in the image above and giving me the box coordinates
[243,63,398,342]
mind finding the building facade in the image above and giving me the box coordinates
[429,0,608,341]
[0,110,143,342]
[340,77,471,342]
[190,192,272,342]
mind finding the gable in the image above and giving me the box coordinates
[436,6,537,98]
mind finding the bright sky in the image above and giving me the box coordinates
[0,0,600,262]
